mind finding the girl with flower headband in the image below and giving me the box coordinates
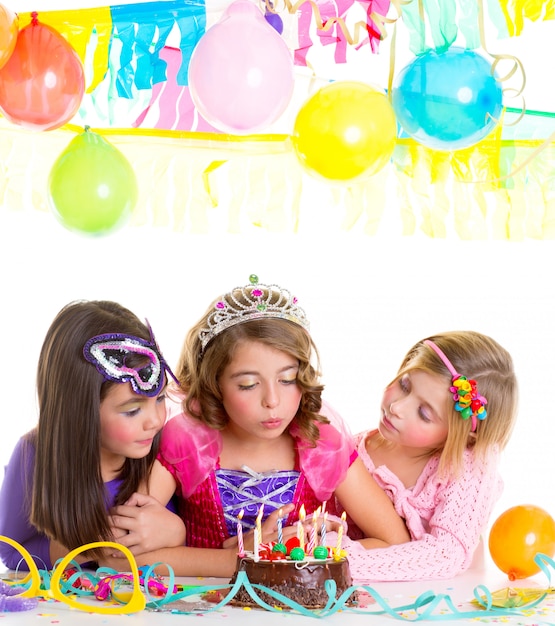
[327,330,518,582]
[149,275,410,553]
[0,300,199,571]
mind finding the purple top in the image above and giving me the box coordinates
[215,467,300,535]
[0,436,170,571]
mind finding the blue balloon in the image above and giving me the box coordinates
[392,48,503,151]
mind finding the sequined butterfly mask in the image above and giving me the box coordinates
[83,328,178,397]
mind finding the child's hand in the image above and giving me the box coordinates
[316,513,348,541]
[260,504,295,544]
[323,514,344,533]
[109,492,186,555]
[222,535,238,549]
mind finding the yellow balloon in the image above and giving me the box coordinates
[489,505,555,581]
[292,81,397,183]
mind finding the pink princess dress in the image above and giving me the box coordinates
[157,396,356,548]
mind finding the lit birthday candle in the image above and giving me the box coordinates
[256,503,264,539]
[237,509,245,557]
[297,504,306,552]
[277,508,283,545]
[254,503,264,561]
[253,526,259,562]
[320,511,328,546]
[336,511,347,552]
[307,506,320,555]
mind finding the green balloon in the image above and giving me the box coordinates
[48,128,138,235]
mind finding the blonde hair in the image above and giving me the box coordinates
[393,330,518,477]
[176,293,327,445]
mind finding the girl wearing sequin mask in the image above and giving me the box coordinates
[0,300,187,570]
[149,275,410,555]
[329,331,518,582]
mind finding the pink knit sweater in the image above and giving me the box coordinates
[328,429,503,582]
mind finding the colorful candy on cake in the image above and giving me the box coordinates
[229,536,358,609]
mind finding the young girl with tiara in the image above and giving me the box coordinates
[0,300,231,574]
[150,275,411,552]
[326,331,518,581]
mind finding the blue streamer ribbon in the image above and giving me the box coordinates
[110,0,206,97]
[144,553,555,620]
[24,552,555,621]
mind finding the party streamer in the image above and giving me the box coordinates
[18,1,206,97]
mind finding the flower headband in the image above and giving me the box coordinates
[83,324,178,397]
[423,339,487,432]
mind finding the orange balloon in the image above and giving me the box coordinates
[0,3,18,69]
[0,19,85,131]
[489,505,555,580]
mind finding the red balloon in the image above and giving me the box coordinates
[0,19,85,131]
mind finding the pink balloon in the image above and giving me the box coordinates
[188,0,294,134]
[0,18,85,131]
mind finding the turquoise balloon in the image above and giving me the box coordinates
[48,128,138,235]
[392,48,503,151]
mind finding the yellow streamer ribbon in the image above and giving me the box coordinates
[497,0,555,37]
[60,123,291,152]
[203,160,227,206]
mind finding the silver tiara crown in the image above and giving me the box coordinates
[199,274,310,351]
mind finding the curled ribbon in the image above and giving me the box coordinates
[261,0,408,47]
[4,531,555,621]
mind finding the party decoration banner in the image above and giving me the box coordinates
[2,0,555,240]
[18,1,206,125]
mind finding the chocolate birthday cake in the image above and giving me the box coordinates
[228,544,357,609]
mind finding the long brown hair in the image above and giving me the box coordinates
[176,295,327,445]
[29,300,161,550]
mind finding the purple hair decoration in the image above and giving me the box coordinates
[83,324,178,397]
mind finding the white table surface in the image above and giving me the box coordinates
[2,545,555,625]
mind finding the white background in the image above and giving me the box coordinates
[2,0,555,559]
